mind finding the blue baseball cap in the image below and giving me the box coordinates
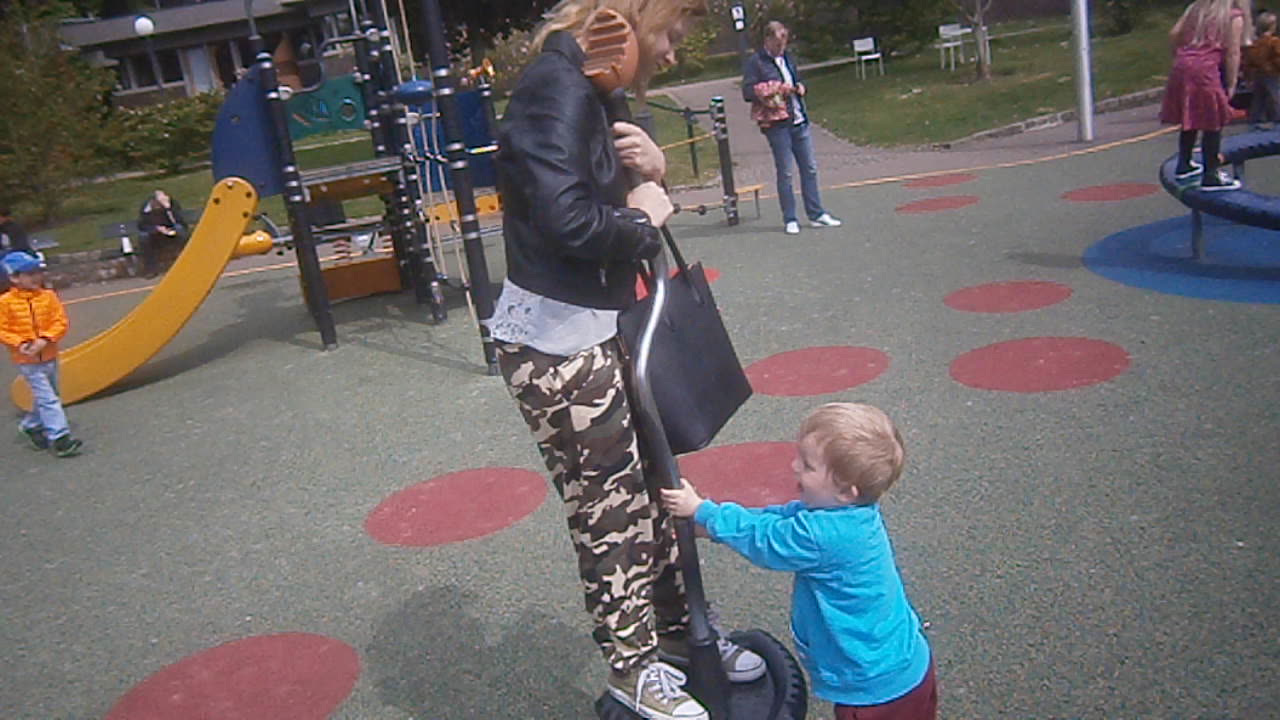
[1,251,44,275]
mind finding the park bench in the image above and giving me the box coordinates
[736,183,764,218]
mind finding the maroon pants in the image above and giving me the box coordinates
[834,660,937,720]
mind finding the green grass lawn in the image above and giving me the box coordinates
[653,50,745,89]
[804,9,1180,147]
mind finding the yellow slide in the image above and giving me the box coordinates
[11,178,263,411]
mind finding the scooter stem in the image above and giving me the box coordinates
[606,87,732,719]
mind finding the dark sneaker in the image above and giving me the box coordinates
[657,609,767,683]
[1173,164,1203,182]
[21,427,49,450]
[1201,170,1242,192]
[607,659,708,720]
[51,435,83,458]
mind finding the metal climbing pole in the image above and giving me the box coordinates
[710,96,740,227]
[418,0,498,374]
[364,0,446,320]
[247,0,337,349]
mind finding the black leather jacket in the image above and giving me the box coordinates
[495,31,661,310]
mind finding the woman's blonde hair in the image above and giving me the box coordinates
[1177,0,1254,47]
[532,0,708,84]
[799,403,906,504]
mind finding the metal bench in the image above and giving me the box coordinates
[99,221,138,257]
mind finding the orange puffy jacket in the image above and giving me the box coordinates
[0,286,69,364]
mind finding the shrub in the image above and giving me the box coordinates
[1099,0,1153,36]
[487,27,536,96]
[98,92,225,176]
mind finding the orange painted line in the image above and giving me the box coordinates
[745,125,1178,203]
[64,252,349,306]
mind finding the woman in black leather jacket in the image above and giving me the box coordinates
[491,2,764,718]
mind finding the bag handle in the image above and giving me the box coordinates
[638,227,702,306]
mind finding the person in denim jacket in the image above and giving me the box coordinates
[742,21,843,235]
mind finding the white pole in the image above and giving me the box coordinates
[1072,0,1095,141]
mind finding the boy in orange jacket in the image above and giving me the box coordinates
[0,251,82,457]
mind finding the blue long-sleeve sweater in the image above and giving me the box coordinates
[694,499,930,706]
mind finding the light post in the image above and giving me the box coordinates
[730,2,749,72]
[1070,0,1095,141]
[132,14,162,90]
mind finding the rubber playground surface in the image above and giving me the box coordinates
[3,115,1279,719]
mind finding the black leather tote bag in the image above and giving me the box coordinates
[618,228,752,455]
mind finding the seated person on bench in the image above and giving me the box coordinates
[136,189,188,278]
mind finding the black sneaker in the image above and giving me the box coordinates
[21,427,49,450]
[1201,170,1242,192]
[51,435,83,458]
[1174,163,1203,183]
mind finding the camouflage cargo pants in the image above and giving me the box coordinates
[498,339,688,673]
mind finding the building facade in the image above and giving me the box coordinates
[60,0,357,106]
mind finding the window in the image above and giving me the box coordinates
[115,62,134,90]
[130,54,158,87]
[158,48,183,83]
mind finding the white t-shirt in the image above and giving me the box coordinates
[488,277,619,356]
[772,55,806,125]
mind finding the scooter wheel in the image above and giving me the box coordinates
[728,629,808,720]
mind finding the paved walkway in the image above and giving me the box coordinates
[657,68,1169,222]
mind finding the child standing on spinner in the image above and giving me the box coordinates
[662,403,936,720]
[1161,0,1253,190]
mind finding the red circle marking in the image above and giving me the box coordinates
[681,442,798,507]
[896,195,980,214]
[636,266,721,300]
[944,281,1073,313]
[746,346,890,397]
[903,173,977,189]
[366,468,546,547]
[950,337,1130,392]
[106,633,359,720]
[1062,183,1158,202]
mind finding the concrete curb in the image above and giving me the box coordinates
[934,87,1164,148]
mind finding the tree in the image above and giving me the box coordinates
[0,7,116,222]
[401,0,557,65]
[951,0,993,81]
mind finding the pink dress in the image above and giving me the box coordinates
[1160,8,1243,131]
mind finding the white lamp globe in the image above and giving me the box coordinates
[133,15,155,37]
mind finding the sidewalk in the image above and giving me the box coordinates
[658,66,1168,220]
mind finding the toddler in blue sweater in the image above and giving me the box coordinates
[661,402,936,720]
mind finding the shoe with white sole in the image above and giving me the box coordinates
[1174,161,1203,182]
[784,221,800,235]
[657,606,767,683]
[1200,169,1242,192]
[809,213,843,228]
[607,659,708,720]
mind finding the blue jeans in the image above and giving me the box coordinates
[17,360,69,440]
[1249,76,1280,128]
[764,121,826,224]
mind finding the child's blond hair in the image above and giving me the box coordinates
[799,403,906,504]
[1259,10,1277,33]
[1177,0,1255,46]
